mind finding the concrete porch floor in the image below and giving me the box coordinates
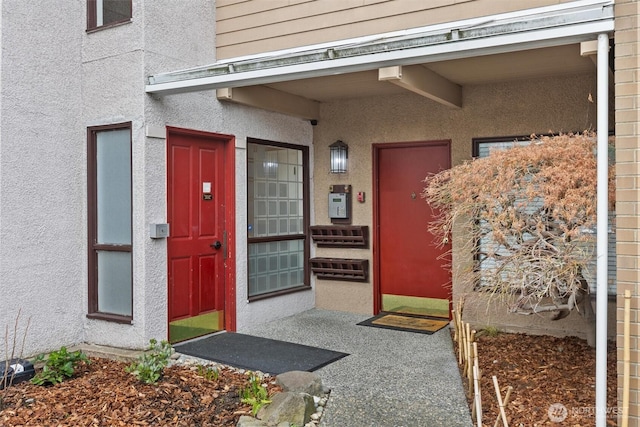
[243,308,473,427]
[73,308,473,426]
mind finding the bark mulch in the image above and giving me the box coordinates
[0,333,620,426]
[462,332,619,426]
[0,358,281,427]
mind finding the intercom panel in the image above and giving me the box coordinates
[329,193,349,219]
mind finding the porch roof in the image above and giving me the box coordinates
[145,0,614,97]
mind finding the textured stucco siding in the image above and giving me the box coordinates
[312,72,615,339]
[0,1,86,356]
[0,0,315,357]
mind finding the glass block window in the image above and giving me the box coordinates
[247,139,309,298]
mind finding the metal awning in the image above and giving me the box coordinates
[146,0,614,95]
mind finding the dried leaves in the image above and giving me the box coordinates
[422,132,616,314]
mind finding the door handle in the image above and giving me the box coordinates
[210,241,222,250]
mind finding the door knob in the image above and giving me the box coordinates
[211,241,222,249]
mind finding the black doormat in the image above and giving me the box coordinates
[174,332,348,375]
[357,312,450,335]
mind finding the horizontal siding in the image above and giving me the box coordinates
[216,0,572,59]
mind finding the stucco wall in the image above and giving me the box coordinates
[0,0,315,357]
[312,72,612,338]
[81,1,316,350]
[0,1,86,356]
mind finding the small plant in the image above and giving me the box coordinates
[31,347,90,386]
[125,339,173,384]
[240,372,271,416]
[2,310,31,409]
[196,364,219,381]
[480,326,502,337]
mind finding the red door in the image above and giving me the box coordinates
[167,129,229,342]
[374,141,452,318]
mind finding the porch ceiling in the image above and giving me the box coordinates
[263,44,596,103]
[146,0,613,120]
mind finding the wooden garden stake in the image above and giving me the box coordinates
[473,361,482,427]
[461,321,468,367]
[471,341,480,419]
[622,289,631,427]
[492,376,509,427]
[466,326,476,387]
[458,317,465,365]
[452,309,458,342]
[493,385,513,427]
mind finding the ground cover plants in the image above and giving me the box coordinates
[0,354,282,426]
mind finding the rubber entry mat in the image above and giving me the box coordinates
[174,332,348,375]
[357,312,450,334]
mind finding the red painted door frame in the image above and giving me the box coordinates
[166,127,236,332]
[372,140,452,315]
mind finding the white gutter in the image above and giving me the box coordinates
[146,0,614,95]
[595,32,609,427]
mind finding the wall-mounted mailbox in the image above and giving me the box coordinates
[329,184,352,224]
[150,223,170,239]
[329,193,348,219]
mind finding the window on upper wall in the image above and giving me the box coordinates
[87,0,132,30]
[472,136,616,296]
[87,123,133,321]
[247,139,310,299]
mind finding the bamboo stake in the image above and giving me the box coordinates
[466,324,473,388]
[473,360,482,427]
[471,341,480,420]
[452,309,458,342]
[621,289,631,427]
[471,339,476,420]
[467,327,477,387]
[493,386,513,427]
[462,321,469,366]
[492,376,509,427]
[457,314,464,365]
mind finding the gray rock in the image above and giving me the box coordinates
[276,371,324,396]
[257,391,316,426]
[235,415,267,427]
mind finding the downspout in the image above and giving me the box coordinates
[595,32,609,427]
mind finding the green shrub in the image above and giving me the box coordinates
[31,347,90,386]
[125,339,173,384]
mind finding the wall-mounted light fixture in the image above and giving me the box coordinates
[330,140,348,173]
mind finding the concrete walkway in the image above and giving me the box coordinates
[243,309,473,427]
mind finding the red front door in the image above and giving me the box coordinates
[167,128,230,342]
[374,141,452,318]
